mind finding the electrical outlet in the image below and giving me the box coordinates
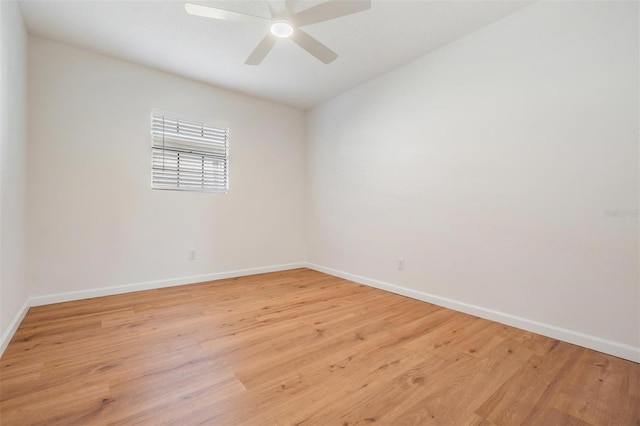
[398,258,404,270]
[189,250,196,261]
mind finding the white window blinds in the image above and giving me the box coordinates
[151,112,228,193]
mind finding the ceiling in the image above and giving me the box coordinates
[18,0,533,109]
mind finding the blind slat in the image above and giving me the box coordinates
[151,117,227,134]
[152,131,228,145]
[152,170,228,178]
[152,144,226,158]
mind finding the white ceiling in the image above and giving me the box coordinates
[18,0,533,109]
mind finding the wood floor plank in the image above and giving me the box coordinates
[1,268,638,425]
[386,349,526,425]
[549,349,640,425]
[239,341,429,425]
[475,341,583,425]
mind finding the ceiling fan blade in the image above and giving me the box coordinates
[267,1,285,19]
[285,0,297,15]
[245,34,277,65]
[290,29,337,64]
[185,3,268,23]
[266,0,297,18]
[292,0,371,27]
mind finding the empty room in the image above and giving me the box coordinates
[1,0,639,424]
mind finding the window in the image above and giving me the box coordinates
[151,111,228,193]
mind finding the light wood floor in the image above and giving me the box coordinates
[1,268,638,425]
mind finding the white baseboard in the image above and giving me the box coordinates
[4,262,638,363]
[0,298,30,357]
[0,263,305,358]
[30,262,306,306]
[305,263,640,363]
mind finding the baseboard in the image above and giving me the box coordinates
[1,263,305,358]
[305,263,640,363]
[7,262,638,363]
[30,262,306,307]
[0,298,30,357]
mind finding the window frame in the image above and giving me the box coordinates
[150,110,229,194]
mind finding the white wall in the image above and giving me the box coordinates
[28,37,306,301]
[0,1,29,351]
[307,1,639,360]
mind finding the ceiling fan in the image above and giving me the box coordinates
[185,0,372,65]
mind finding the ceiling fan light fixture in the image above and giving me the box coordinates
[185,0,372,64]
[270,21,294,38]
